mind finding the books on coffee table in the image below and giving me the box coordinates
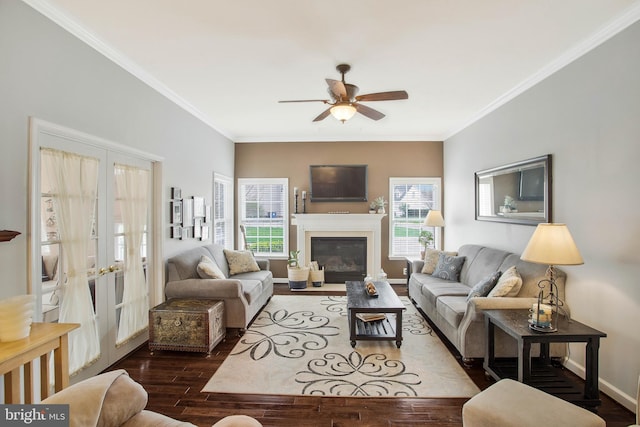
[356,313,386,322]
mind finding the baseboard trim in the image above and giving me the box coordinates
[564,358,636,412]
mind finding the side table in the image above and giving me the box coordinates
[483,309,606,410]
[404,255,422,288]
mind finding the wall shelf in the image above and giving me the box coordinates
[0,230,21,242]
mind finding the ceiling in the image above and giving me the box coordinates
[25,0,640,142]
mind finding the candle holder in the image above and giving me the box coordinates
[302,198,306,213]
[294,195,299,214]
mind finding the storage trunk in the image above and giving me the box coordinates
[149,299,225,353]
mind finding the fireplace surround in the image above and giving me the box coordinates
[292,213,385,283]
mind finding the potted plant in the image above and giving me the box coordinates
[287,250,309,289]
[368,201,377,214]
[418,229,434,258]
[373,196,387,214]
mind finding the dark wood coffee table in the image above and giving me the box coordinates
[346,281,405,348]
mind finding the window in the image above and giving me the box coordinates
[213,173,234,249]
[478,179,494,217]
[389,177,441,258]
[238,178,288,257]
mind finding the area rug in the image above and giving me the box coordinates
[202,295,479,397]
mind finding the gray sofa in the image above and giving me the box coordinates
[409,244,567,362]
[165,244,273,330]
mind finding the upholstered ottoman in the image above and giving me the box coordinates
[462,379,605,427]
[149,298,225,353]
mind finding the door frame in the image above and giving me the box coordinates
[27,117,164,373]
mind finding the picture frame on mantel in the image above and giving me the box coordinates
[474,154,552,226]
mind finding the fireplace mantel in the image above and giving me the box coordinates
[292,213,386,279]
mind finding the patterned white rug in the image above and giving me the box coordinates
[202,295,479,397]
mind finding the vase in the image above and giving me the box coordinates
[377,207,385,214]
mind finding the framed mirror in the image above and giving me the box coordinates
[475,154,552,226]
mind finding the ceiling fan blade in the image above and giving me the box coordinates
[345,83,359,101]
[312,107,333,122]
[326,79,347,100]
[356,90,408,102]
[355,103,385,121]
[278,99,329,103]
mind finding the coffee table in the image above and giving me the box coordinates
[346,280,405,348]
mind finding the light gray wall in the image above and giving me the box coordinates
[0,0,234,300]
[444,21,640,409]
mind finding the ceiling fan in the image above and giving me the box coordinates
[278,64,408,123]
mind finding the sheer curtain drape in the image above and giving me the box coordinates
[41,148,101,374]
[115,164,149,344]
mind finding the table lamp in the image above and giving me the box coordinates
[423,210,445,250]
[520,223,583,332]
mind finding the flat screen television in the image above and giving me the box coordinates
[309,165,368,202]
[518,167,545,201]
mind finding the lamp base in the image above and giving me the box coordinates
[528,323,557,333]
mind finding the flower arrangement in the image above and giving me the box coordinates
[373,196,388,213]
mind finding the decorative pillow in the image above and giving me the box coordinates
[421,248,458,274]
[431,253,466,281]
[224,249,260,276]
[488,265,523,297]
[196,255,226,279]
[467,271,502,301]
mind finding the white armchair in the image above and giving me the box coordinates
[42,369,261,427]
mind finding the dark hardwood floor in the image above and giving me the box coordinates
[107,284,635,426]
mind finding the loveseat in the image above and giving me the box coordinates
[408,244,567,361]
[165,244,273,330]
[42,369,262,426]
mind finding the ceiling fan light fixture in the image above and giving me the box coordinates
[330,103,357,123]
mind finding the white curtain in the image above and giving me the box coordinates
[41,148,101,374]
[115,164,149,344]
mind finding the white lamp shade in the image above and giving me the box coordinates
[521,223,584,266]
[423,210,445,227]
[330,103,357,122]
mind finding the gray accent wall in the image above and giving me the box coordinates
[444,21,640,409]
[0,1,234,299]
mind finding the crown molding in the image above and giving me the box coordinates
[443,2,640,141]
[21,0,234,141]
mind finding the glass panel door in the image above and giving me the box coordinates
[108,152,152,363]
[30,119,155,384]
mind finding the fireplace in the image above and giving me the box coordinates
[292,213,385,282]
[311,237,367,283]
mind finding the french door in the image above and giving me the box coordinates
[29,119,160,383]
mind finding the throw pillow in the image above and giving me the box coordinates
[467,271,502,301]
[421,248,458,274]
[431,253,466,281]
[224,249,260,276]
[196,255,226,279]
[488,265,523,297]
